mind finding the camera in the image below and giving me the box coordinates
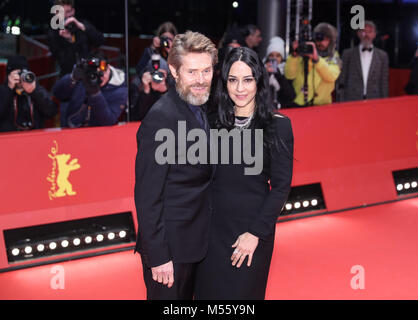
[75,57,107,85]
[151,54,165,84]
[19,69,36,83]
[65,18,78,34]
[267,59,278,73]
[159,36,171,49]
[298,18,314,56]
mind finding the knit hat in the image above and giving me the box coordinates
[264,36,285,62]
[6,55,29,75]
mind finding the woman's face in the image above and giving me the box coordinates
[227,61,257,114]
[267,51,283,64]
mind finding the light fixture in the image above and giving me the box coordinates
[4,212,136,264]
[393,167,418,196]
[280,183,326,216]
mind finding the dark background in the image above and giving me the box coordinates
[1,0,417,67]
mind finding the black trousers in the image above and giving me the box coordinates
[141,257,198,300]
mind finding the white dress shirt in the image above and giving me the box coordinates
[359,44,374,96]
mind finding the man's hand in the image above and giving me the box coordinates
[7,70,20,90]
[231,232,259,268]
[141,71,152,94]
[64,17,86,32]
[151,260,174,288]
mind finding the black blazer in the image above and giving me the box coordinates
[134,87,213,268]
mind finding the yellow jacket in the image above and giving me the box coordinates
[284,53,341,106]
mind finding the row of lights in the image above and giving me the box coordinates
[285,199,319,211]
[396,181,417,191]
[11,230,128,257]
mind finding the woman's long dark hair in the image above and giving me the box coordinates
[213,46,277,148]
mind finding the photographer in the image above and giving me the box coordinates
[0,56,58,132]
[52,53,128,127]
[130,55,170,121]
[284,22,341,107]
[263,36,296,109]
[135,21,177,79]
[48,0,104,77]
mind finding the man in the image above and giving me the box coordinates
[341,21,389,101]
[129,56,170,121]
[0,55,57,132]
[52,53,128,127]
[134,31,217,300]
[244,24,263,50]
[285,22,341,107]
[48,0,104,77]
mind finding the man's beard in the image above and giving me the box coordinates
[175,77,211,106]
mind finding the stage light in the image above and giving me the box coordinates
[280,183,326,217]
[232,1,239,8]
[393,167,418,196]
[4,212,136,264]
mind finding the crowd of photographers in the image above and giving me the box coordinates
[1,0,417,133]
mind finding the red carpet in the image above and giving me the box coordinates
[0,197,417,300]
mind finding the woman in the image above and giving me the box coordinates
[194,47,294,300]
[263,36,296,109]
[135,21,178,78]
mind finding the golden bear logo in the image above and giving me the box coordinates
[47,140,81,200]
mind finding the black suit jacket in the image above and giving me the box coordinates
[341,46,389,101]
[134,87,213,268]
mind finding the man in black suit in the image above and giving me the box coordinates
[341,20,389,101]
[134,31,218,300]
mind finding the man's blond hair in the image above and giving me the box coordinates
[167,31,218,71]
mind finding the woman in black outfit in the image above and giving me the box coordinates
[195,47,294,300]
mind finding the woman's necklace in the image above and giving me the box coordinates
[234,112,254,130]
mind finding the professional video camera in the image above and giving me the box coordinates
[150,54,165,83]
[74,57,108,85]
[298,18,313,56]
[297,18,326,57]
[19,69,36,83]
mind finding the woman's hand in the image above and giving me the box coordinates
[231,232,259,268]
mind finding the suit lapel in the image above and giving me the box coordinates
[354,47,364,87]
[367,49,379,86]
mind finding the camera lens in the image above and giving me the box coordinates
[20,70,36,83]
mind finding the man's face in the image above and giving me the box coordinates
[246,29,262,49]
[169,52,213,106]
[357,24,376,47]
[63,5,75,19]
[315,36,330,52]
